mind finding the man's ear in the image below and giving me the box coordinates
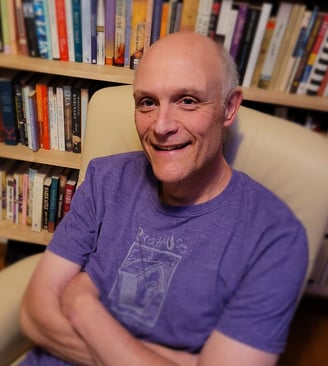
[223,88,243,127]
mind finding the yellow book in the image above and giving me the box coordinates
[179,0,200,32]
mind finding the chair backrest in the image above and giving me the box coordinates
[80,85,328,282]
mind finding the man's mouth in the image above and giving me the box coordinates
[153,143,190,151]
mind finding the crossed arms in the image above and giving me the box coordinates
[20,250,278,366]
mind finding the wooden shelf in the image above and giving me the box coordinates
[0,143,81,169]
[0,53,327,111]
[0,221,51,246]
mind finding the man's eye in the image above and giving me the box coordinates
[180,97,197,106]
[141,98,155,107]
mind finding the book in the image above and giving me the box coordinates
[22,0,39,57]
[26,162,41,226]
[150,0,163,44]
[269,4,306,91]
[114,0,126,66]
[0,69,21,145]
[297,14,328,95]
[21,161,30,225]
[13,161,31,224]
[22,73,41,151]
[55,167,71,226]
[159,0,169,39]
[258,2,293,89]
[235,5,261,85]
[305,30,328,96]
[0,159,16,221]
[33,0,52,59]
[14,0,29,55]
[105,0,115,65]
[81,0,92,64]
[207,0,221,40]
[1,0,18,54]
[72,0,83,62]
[42,170,51,230]
[215,0,232,46]
[48,165,64,233]
[317,66,328,96]
[229,2,248,61]
[35,74,53,150]
[71,78,83,153]
[65,0,75,61]
[13,71,33,146]
[221,5,237,52]
[96,0,105,65]
[63,77,75,152]
[143,0,154,51]
[179,0,200,32]
[56,79,66,152]
[55,0,69,61]
[90,0,97,64]
[195,0,214,36]
[48,0,60,60]
[242,2,272,88]
[48,77,59,150]
[129,0,147,70]
[6,162,19,221]
[124,0,132,67]
[289,10,324,94]
[284,7,319,93]
[62,168,79,217]
[32,164,52,232]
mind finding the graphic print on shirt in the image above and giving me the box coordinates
[108,226,186,327]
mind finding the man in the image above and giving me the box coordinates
[19,32,308,366]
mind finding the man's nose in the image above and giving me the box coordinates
[153,104,178,135]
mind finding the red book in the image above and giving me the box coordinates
[35,74,53,150]
[55,0,69,61]
[317,67,328,96]
[62,169,79,217]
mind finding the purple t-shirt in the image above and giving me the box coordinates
[21,151,308,365]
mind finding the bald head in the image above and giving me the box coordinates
[134,32,239,101]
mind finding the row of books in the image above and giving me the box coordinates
[0,69,109,149]
[1,1,328,96]
[0,158,79,233]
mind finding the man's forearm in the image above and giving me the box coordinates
[66,292,198,366]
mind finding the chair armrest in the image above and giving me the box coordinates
[0,253,41,366]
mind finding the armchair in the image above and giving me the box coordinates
[1,85,328,365]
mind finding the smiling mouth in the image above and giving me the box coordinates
[153,143,190,151]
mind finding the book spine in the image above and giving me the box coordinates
[55,0,69,61]
[150,0,163,44]
[317,64,328,96]
[72,0,83,62]
[259,2,293,89]
[48,0,60,59]
[27,90,40,152]
[105,0,116,65]
[81,0,92,64]
[90,0,97,64]
[33,0,52,59]
[96,0,105,65]
[6,173,15,220]
[63,82,73,152]
[242,3,272,88]
[114,0,126,66]
[26,163,41,226]
[35,79,51,150]
[48,84,59,150]
[229,4,248,61]
[14,0,29,55]
[42,177,50,230]
[124,0,132,67]
[72,83,82,153]
[215,0,232,44]
[31,173,44,232]
[14,80,28,146]
[48,176,60,233]
[0,77,19,145]
[22,0,39,57]
[56,84,66,152]
[143,0,153,51]
[195,0,213,36]
[179,0,200,32]
[65,0,75,61]
[21,169,29,225]
[207,0,220,40]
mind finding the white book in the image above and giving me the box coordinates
[242,3,273,88]
[258,2,293,88]
[81,0,92,63]
[96,0,105,65]
[65,0,75,61]
[48,0,60,59]
[32,165,52,232]
[48,83,59,150]
[215,0,233,49]
[56,83,66,152]
[224,8,238,53]
[194,0,213,36]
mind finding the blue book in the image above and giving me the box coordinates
[72,0,83,62]
[48,166,64,233]
[150,0,163,45]
[33,0,52,59]
[0,70,21,145]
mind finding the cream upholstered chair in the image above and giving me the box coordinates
[1,85,328,365]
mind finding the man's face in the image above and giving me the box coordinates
[133,36,232,197]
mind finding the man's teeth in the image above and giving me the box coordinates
[155,144,186,151]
